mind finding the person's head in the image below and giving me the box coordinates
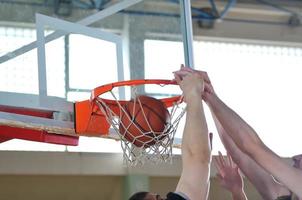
[292,154,302,170]
[129,192,163,200]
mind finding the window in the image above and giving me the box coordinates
[67,34,119,101]
[0,27,39,94]
[144,39,302,157]
[0,26,65,96]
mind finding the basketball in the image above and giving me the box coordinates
[119,95,170,148]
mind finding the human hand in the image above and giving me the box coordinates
[173,65,215,101]
[214,151,244,194]
[174,69,204,103]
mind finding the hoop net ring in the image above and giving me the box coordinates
[90,79,186,165]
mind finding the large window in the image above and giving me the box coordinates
[67,34,119,101]
[0,26,65,96]
[0,27,39,94]
[145,39,302,157]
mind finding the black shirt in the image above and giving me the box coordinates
[276,195,292,200]
[166,192,188,200]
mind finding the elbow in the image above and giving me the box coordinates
[240,139,264,158]
[191,148,212,164]
[182,142,212,164]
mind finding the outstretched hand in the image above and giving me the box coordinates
[214,151,244,194]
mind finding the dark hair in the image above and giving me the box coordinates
[129,191,149,200]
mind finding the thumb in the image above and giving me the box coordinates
[173,73,182,85]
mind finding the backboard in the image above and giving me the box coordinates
[0,0,194,148]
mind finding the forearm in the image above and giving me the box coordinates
[249,145,302,198]
[182,96,210,162]
[209,95,286,186]
[212,114,245,163]
[206,93,262,155]
[214,114,267,177]
[216,124,277,199]
[215,119,253,175]
[208,94,302,198]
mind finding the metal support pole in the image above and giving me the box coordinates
[180,0,195,68]
[64,34,70,99]
[36,18,48,97]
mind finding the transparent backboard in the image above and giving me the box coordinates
[0,0,190,150]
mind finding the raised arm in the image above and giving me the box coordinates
[204,90,302,197]
[174,71,211,200]
[213,115,290,199]
[174,66,302,198]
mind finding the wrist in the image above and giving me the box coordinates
[231,187,243,194]
[231,188,246,200]
[185,91,202,104]
[203,91,217,104]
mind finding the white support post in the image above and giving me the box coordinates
[180,0,195,68]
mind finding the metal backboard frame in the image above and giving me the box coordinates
[0,0,194,147]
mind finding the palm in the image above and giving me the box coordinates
[215,152,244,193]
[218,165,243,192]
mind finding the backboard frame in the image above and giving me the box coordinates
[0,0,194,148]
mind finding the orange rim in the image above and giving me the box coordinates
[75,79,183,136]
[91,79,182,108]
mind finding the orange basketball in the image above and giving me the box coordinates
[119,95,170,148]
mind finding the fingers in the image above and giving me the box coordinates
[215,151,224,168]
[174,65,212,91]
[173,70,192,79]
[174,65,211,102]
[226,152,231,167]
[203,82,215,102]
[175,65,211,83]
[218,151,226,167]
[216,173,224,183]
[214,156,225,177]
[180,65,194,73]
[227,152,239,170]
[201,71,211,84]
[173,73,182,85]
[204,82,213,93]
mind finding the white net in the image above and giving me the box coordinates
[94,86,186,166]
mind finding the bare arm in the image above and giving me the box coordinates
[175,67,280,198]
[213,115,288,200]
[205,91,302,198]
[174,66,302,198]
[174,72,211,200]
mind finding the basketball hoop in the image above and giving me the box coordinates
[77,79,186,165]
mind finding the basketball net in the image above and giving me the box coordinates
[95,86,186,166]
